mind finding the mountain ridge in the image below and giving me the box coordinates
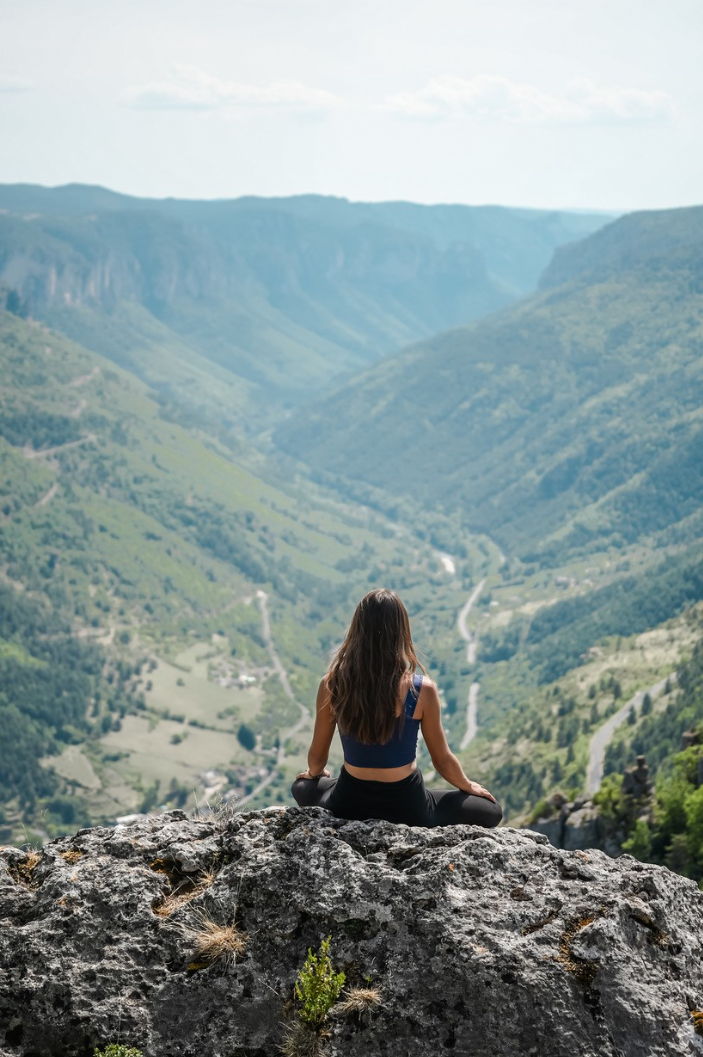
[277,202,703,563]
[0,183,611,414]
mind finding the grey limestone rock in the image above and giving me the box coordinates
[529,795,625,857]
[1,808,703,1057]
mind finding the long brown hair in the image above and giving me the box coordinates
[327,589,425,744]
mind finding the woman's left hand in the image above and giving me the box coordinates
[466,780,497,802]
[295,768,331,780]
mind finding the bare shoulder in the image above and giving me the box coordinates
[317,675,333,709]
[414,672,436,691]
[415,673,439,718]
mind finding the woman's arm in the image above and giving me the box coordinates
[420,681,496,801]
[296,678,337,779]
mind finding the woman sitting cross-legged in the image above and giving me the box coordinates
[291,588,502,828]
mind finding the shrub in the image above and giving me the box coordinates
[527,797,553,824]
[94,1046,143,1057]
[621,819,652,861]
[294,937,345,1029]
[593,774,627,822]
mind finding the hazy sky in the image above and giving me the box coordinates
[1,0,701,210]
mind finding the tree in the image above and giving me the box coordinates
[683,785,703,872]
[627,705,636,725]
[641,692,653,716]
[237,723,256,751]
[622,819,652,861]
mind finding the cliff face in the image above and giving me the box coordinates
[2,809,703,1057]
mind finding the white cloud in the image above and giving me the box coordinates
[0,73,32,94]
[125,65,342,113]
[382,75,675,125]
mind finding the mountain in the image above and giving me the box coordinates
[277,205,703,564]
[0,184,611,416]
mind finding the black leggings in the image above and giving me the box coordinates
[291,767,502,829]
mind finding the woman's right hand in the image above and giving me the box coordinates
[466,780,497,802]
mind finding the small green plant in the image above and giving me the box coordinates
[94,1046,143,1057]
[294,936,346,1029]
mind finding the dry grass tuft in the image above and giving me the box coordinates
[154,868,218,918]
[279,1022,328,1057]
[8,850,41,887]
[334,986,383,1019]
[692,1011,703,1036]
[59,849,83,865]
[182,909,247,969]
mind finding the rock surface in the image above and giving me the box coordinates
[2,808,703,1057]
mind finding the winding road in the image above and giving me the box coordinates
[586,673,677,795]
[460,682,481,751]
[456,578,486,750]
[236,591,310,808]
[457,578,486,662]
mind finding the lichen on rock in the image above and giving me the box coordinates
[1,807,703,1056]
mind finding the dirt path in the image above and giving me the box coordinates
[67,366,99,388]
[68,398,87,419]
[586,674,677,795]
[36,482,59,507]
[236,591,310,808]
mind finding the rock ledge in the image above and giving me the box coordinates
[2,808,703,1057]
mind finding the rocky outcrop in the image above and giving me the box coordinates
[529,758,656,856]
[2,808,703,1057]
[528,793,623,856]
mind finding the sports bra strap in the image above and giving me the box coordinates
[404,673,423,718]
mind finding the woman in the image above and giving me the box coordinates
[291,588,502,828]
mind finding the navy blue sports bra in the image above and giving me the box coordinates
[339,673,423,768]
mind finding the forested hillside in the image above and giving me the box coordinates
[279,205,703,565]
[0,184,609,418]
[0,308,491,842]
[597,624,703,884]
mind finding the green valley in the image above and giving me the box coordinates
[0,307,495,844]
[2,187,703,892]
